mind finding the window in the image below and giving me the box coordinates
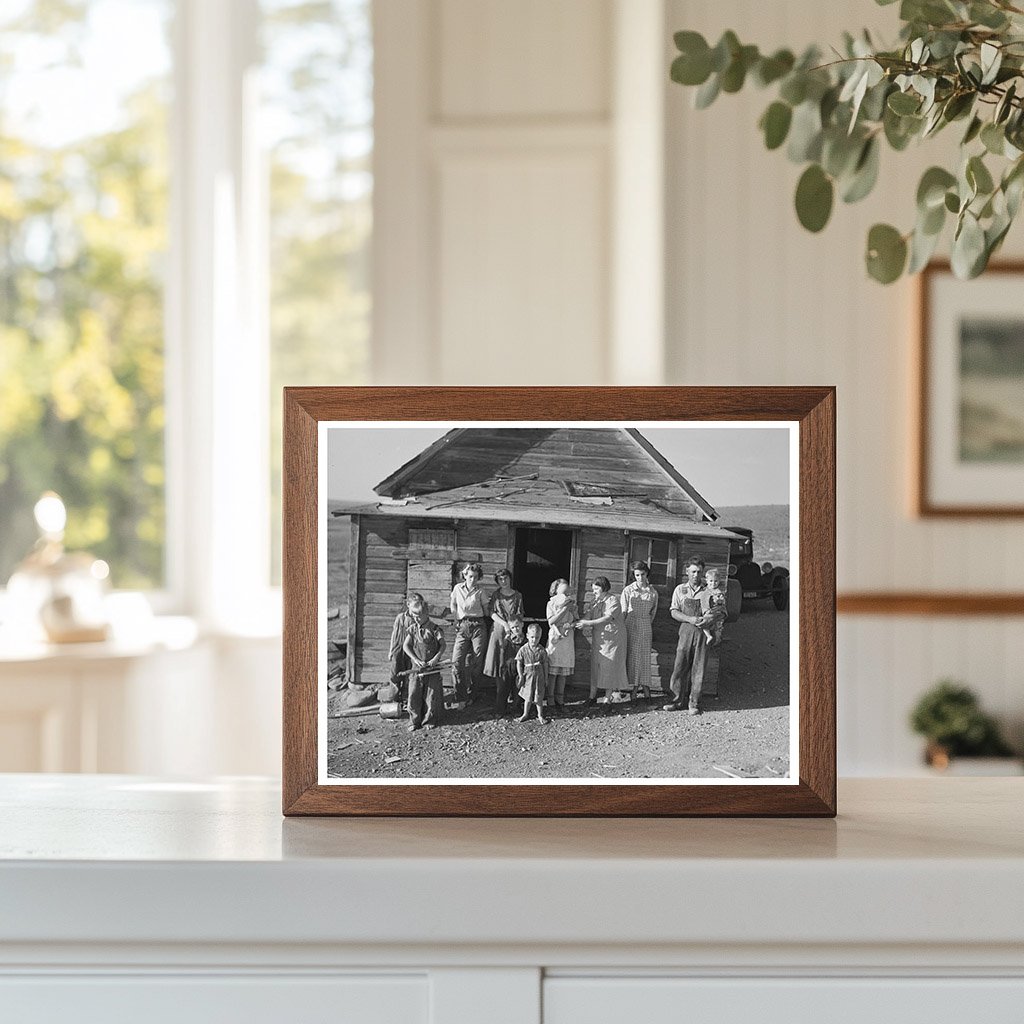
[629,536,671,586]
[0,0,172,589]
[0,0,373,623]
[261,0,372,582]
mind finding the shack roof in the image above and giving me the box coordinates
[373,427,719,521]
[332,476,741,539]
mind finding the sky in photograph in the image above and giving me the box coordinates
[327,425,791,507]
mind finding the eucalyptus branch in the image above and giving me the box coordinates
[670,1,1024,283]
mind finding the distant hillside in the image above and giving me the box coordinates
[716,505,791,567]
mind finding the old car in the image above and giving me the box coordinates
[724,526,789,619]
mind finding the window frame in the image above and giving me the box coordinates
[625,534,675,589]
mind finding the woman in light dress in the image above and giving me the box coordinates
[575,575,628,709]
[621,561,658,701]
[483,568,524,680]
[545,578,577,711]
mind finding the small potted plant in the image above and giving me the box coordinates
[910,680,1019,773]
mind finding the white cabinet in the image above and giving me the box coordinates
[1,975,428,1024]
[1,777,1022,1023]
[544,978,1024,1024]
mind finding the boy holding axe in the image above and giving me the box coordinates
[401,595,446,732]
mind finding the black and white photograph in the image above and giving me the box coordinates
[319,422,797,784]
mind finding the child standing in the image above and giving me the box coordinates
[516,622,551,725]
[401,596,446,732]
[697,568,728,647]
[545,578,576,710]
[495,617,525,713]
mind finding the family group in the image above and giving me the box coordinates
[387,558,728,732]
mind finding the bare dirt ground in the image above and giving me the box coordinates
[326,604,791,781]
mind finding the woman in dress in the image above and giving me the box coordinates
[575,576,628,709]
[621,561,658,701]
[483,568,524,680]
[545,578,577,710]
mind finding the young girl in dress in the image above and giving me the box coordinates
[516,622,551,725]
[545,578,576,711]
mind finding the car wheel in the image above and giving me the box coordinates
[772,575,789,611]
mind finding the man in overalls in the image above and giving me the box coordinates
[663,555,713,716]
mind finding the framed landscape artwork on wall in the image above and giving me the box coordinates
[918,262,1024,517]
[282,387,836,816]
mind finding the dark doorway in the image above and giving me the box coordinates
[512,527,574,619]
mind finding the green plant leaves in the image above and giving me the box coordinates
[967,154,995,196]
[787,100,823,162]
[866,224,908,283]
[917,166,957,210]
[759,102,792,150]
[668,13,1024,284]
[888,90,921,115]
[842,137,880,203]
[671,31,713,85]
[952,211,987,278]
[753,49,795,87]
[795,164,834,232]
[981,121,1006,155]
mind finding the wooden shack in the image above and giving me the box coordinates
[333,428,740,692]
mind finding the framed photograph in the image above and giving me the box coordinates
[283,387,835,816]
[917,261,1024,516]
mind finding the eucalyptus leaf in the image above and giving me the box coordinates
[760,101,793,150]
[951,212,986,278]
[980,42,1002,86]
[822,129,864,178]
[888,91,921,115]
[884,106,921,150]
[908,221,943,273]
[942,92,974,122]
[861,80,893,122]
[962,115,983,145]
[921,199,946,235]
[967,154,995,195]
[787,100,823,162]
[944,190,961,213]
[721,45,759,93]
[917,166,957,210]
[779,73,807,106]
[694,73,721,109]
[842,137,881,203]
[996,82,1017,124]
[671,54,709,87]
[866,223,908,283]
[980,122,1005,156]
[795,164,834,232]
[754,49,795,87]
[980,42,1003,86]
[709,31,740,73]
[970,2,1009,30]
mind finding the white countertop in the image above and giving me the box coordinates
[1,776,1022,952]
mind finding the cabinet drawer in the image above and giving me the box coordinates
[0,974,427,1024]
[544,977,1024,1024]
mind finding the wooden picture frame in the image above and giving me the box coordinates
[916,261,1024,517]
[283,387,836,816]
